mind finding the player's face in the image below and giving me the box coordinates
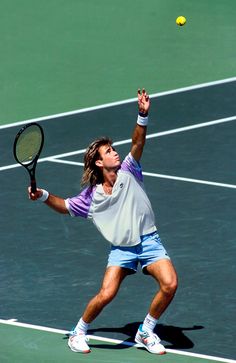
[97,144,121,169]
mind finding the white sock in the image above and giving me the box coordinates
[75,318,89,335]
[142,313,158,333]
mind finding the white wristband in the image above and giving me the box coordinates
[137,114,149,126]
[38,189,49,202]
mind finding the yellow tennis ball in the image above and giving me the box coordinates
[176,16,186,26]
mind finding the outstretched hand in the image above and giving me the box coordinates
[138,88,150,115]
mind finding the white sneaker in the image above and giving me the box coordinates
[68,331,91,353]
[135,324,166,354]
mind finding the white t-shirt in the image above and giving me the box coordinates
[65,153,157,246]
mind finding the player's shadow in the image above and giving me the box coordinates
[86,322,204,350]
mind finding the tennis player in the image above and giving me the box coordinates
[28,89,178,355]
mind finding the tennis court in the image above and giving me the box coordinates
[0,1,236,362]
[1,80,236,362]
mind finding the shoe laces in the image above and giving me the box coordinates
[148,333,160,345]
[141,330,161,345]
[68,328,89,342]
[70,330,89,342]
[75,334,89,343]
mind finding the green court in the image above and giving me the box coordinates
[1,320,234,363]
[0,1,236,362]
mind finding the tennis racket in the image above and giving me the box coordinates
[13,122,44,193]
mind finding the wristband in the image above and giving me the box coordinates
[137,113,149,126]
[38,189,49,202]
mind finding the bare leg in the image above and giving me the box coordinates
[82,266,129,323]
[145,259,178,319]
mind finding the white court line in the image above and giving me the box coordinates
[48,159,236,190]
[0,319,235,363]
[49,159,84,167]
[146,115,236,139]
[0,76,236,130]
[1,115,236,173]
[143,172,236,189]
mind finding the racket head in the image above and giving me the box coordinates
[13,123,44,192]
[13,123,44,166]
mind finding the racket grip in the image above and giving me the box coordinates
[31,180,37,193]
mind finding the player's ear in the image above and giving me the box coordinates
[95,159,103,168]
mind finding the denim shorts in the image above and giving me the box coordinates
[107,231,170,274]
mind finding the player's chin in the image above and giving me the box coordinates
[113,160,121,169]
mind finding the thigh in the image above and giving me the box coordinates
[145,259,178,287]
[99,266,129,295]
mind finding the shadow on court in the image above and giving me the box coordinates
[87,322,204,350]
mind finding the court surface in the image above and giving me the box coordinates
[0,79,236,362]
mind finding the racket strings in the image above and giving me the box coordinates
[15,127,43,164]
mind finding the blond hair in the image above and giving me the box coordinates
[81,137,112,187]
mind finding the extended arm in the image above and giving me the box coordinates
[28,188,69,214]
[130,89,150,162]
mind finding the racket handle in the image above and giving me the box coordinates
[31,179,37,193]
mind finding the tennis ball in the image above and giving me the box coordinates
[176,16,186,26]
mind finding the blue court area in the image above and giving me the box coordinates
[0,80,236,362]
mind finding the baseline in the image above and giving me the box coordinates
[0,77,235,130]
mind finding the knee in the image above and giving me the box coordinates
[97,288,116,306]
[161,275,178,297]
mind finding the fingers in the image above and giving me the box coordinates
[138,88,147,98]
[138,88,150,113]
[138,88,149,101]
[28,187,42,200]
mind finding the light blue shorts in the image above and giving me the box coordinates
[107,231,170,274]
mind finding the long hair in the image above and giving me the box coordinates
[81,137,113,187]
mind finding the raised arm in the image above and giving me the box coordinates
[130,89,150,162]
[28,187,69,214]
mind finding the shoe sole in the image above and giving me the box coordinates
[135,336,166,355]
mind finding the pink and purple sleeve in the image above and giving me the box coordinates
[65,186,95,218]
[121,153,143,182]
